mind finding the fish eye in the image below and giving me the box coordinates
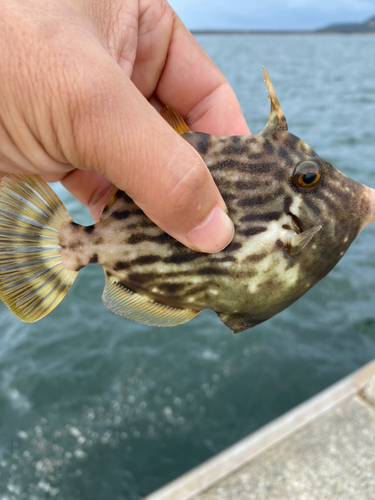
[292,161,321,190]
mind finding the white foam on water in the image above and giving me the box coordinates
[0,372,31,413]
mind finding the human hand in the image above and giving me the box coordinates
[0,0,250,252]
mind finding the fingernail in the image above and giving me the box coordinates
[186,205,234,253]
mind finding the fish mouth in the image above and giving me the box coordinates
[361,186,375,231]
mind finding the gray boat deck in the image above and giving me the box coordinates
[144,359,375,500]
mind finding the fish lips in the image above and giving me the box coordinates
[360,186,375,232]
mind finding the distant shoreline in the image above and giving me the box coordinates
[191,15,375,35]
[191,30,375,35]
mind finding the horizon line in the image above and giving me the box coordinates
[190,29,375,35]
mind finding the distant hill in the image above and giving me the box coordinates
[318,14,375,33]
[191,14,375,35]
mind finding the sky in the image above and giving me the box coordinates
[168,0,375,31]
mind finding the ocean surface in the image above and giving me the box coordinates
[0,34,375,499]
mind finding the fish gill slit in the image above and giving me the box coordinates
[288,213,302,234]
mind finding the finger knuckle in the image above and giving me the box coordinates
[139,0,171,31]
[59,65,113,169]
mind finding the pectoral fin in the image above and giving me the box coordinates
[284,225,322,256]
[102,274,199,327]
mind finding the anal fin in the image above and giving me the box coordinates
[102,276,199,327]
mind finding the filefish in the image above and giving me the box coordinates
[0,69,374,333]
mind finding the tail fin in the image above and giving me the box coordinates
[0,174,78,322]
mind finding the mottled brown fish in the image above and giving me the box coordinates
[0,69,374,333]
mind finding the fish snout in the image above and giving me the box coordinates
[360,186,375,231]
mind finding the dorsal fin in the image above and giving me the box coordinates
[102,275,199,327]
[160,107,191,135]
[99,188,135,221]
[261,67,288,133]
[99,186,119,220]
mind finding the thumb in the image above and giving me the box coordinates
[62,55,234,253]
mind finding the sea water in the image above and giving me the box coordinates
[0,34,374,499]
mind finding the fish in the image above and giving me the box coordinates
[0,68,374,333]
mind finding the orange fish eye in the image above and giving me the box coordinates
[292,161,321,189]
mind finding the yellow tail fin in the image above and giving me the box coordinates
[0,174,78,322]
